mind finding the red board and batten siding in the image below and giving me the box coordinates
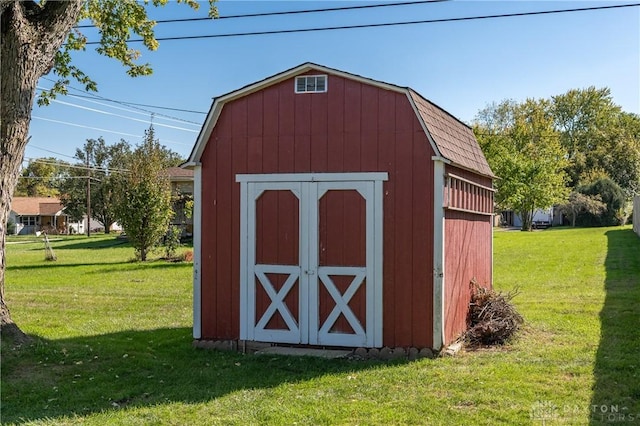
[443,165,493,343]
[199,71,436,347]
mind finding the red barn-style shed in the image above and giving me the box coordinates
[186,63,495,351]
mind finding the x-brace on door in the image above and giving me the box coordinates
[237,173,387,348]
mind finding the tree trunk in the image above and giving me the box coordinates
[519,207,533,231]
[1,0,83,342]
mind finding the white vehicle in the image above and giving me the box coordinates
[513,208,554,229]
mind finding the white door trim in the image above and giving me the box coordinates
[243,181,303,343]
[237,172,387,347]
[237,172,389,183]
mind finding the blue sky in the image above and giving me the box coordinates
[27,0,640,165]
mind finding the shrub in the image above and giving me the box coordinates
[163,225,182,260]
[577,177,626,226]
[6,220,16,235]
[614,200,633,225]
[465,280,523,347]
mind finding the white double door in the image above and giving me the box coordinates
[237,173,385,348]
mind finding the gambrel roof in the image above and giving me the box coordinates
[408,91,494,177]
[188,63,494,178]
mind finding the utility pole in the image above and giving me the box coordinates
[86,148,91,238]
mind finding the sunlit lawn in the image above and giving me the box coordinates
[1,227,639,425]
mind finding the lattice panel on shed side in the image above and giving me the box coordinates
[444,173,495,216]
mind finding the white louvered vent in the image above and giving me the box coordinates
[295,75,327,93]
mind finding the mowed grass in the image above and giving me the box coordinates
[1,227,639,425]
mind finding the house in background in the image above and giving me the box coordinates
[163,167,194,237]
[9,197,81,235]
[497,207,557,229]
[186,63,495,351]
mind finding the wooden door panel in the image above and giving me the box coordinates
[255,190,299,266]
[238,173,385,347]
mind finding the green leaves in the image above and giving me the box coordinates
[474,98,569,230]
[551,87,640,194]
[15,157,68,198]
[113,127,175,261]
[475,88,640,230]
[39,0,217,102]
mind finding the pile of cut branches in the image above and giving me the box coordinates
[465,280,523,347]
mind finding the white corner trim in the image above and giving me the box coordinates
[238,180,250,341]
[491,218,494,288]
[180,161,201,169]
[431,155,451,164]
[192,165,203,339]
[432,159,446,350]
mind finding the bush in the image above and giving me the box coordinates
[614,201,633,225]
[163,225,182,260]
[465,280,523,347]
[577,177,626,226]
[6,220,15,235]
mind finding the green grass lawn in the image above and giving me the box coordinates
[1,227,639,425]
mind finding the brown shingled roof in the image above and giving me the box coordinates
[409,90,494,178]
[39,202,64,215]
[163,167,194,180]
[11,197,64,215]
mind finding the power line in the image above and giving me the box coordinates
[40,77,207,117]
[74,1,448,28]
[30,116,193,148]
[66,92,207,116]
[80,3,640,44]
[32,116,143,138]
[47,98,198,132]
[63,94,202,126]
[24,157,129,173]
[29,145,78,160]
[37,86,202,126]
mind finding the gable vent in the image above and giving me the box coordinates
[295,75,327,93]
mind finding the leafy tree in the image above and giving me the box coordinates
[59,138,131,232]
[603,112,640,197]
[114,128,174,261]
[474,98,569,231]
[15,157,67,197]
[0,0,217,341]
[158,149,184,169]
[556,192,606,227]
[577,178,626,227]
[552,87,640,194]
